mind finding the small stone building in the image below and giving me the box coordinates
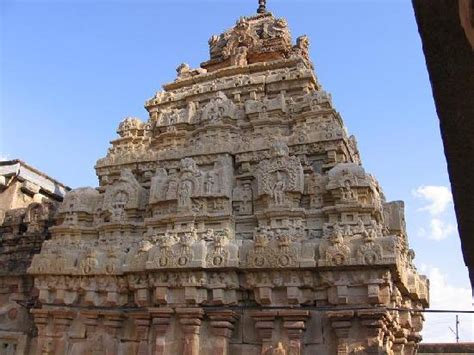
[0,160,68,353]
[0,160,68,224]
[0,3,429,355]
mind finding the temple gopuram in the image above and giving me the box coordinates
[0,1,429,354]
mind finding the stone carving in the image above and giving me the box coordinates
[58,187,100,226]
[298,90,332,113]
[177,63,191,79]
[222,18,257,60]
[124,240,154,271]
[293,35,310,61]
[24,202,53,233]
[246,228,299,268]
[272,342,287,355]
[149,157,232,215]
[205,229,238,267]
[177,158,201,210]
[201,91,238,123]
[357,227,383,265]
[28,244,72,274]
[151,232,177,268]
[145,229,207,269]
[233,182,254,215]
[245,92,287,117]
[117,117,146,138]
[103,169,146,221]
[320,224,351,266]
[176,232,195,266]
[257,141,304,207]
[79,250,100,275]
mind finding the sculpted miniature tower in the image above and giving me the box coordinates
[28,2,429,354]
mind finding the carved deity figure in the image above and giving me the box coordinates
[357,218,367,237]
[205,171,216,194]
[296,35,310,51]
[343,224,352,237]
[166,179,178,200]
[232,46,249,66]
[178,180,193,207]
[41,340,54,355]
[339,179,356,202]
[209,34,220,54]
[27,204,49,233]
[310,98,320,112]
[272,172,287,206]
[209,107,219,122]
[241,183,253,214]
[176,63,191,79]
[332,223,344,243]
[259,105,269,120]
[81,251,99,274]
[272,342,286,355]
[111,190,128,221]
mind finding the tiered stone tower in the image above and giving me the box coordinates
[27,3,428,354]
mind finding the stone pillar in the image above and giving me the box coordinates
[327,310,354,355]
[357,309,388,354]
[102,311,124,337]
[149,307,174,355]
[50,309,75,354]
[207,310,239,355]
[176,307,204,355]
[280,310,310,355]
[102,311,125,354]
[130,311,151,355]
[31,309,51,355]
[392,330,408,355]
[249,310,278,355]
[81,310,100,336]
[405,312,423,355]
[405,332,422,355]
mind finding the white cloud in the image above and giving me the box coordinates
[428,218,456,241]
[422,265,473,342]
[412,185,456,241]
[413,185,453,216]
[417,227,426,237]
[0,153,9,161]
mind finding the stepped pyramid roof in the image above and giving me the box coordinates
[24,3,429,353]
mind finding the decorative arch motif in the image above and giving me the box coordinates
[103,169,146,219]
[201,92,238,123]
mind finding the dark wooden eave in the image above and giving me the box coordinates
[412,0,474,288]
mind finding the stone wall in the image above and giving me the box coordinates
[0,203,58,354]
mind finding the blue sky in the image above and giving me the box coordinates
[1,0,471,342]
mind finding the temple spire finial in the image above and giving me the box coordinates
[257,0,267,14]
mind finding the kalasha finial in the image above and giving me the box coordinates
[257,0,267,14]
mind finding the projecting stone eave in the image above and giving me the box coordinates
[165,57,315,92]
[0,159,70,199]
[144,56,318,111]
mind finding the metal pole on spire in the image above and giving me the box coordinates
[257,0,267,14]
